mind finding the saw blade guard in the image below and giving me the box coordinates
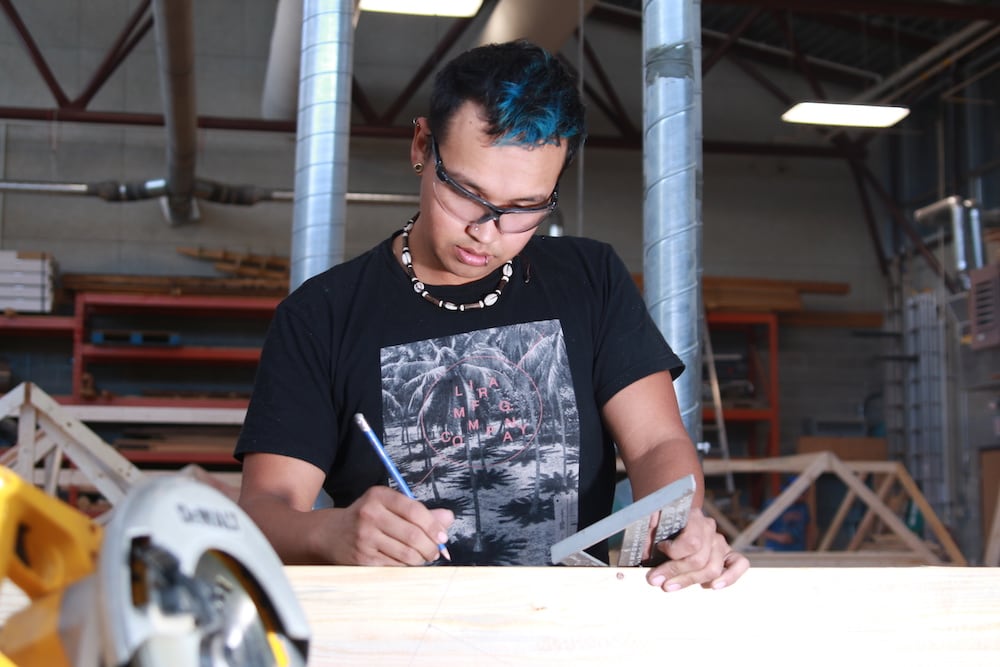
[96,475,310,666]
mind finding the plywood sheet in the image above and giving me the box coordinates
[3,566,999,665]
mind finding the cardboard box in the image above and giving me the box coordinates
[0,284,51,298]
[0,270,52,286]
[0,251,55,312]
[0,296,53,313]
[0,251,55,283]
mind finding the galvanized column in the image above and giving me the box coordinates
[290,0,354,291]
[642,0,702,442]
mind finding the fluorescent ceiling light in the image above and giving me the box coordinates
[359,0,483,17]
[781,102,910,128]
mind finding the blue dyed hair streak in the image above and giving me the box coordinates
[428,40,587,171]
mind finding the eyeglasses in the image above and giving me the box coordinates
[429,135,559,234]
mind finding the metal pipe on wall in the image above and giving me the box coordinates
[290,0,355,291]
[0,180,419,207]
[151,0,199,224]
[642,0,703,443]
[914,195,987,290]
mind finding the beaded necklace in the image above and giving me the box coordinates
[399,215,513,311]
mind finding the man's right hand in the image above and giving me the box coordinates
[238,452,453,566]
[322,486,454,565]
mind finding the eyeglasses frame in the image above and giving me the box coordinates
[429,135,559,233]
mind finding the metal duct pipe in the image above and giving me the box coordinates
[290,0,355,290]
[262,1,362,122]
[262,0,305,120]
[966,205,984,274]
[476,0,599,52]
[151,0,199,224]
[642,0,702,442]
[914,195,987,289]
[0,178,272,204]
[0,179,167,200]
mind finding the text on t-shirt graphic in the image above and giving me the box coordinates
[380,319,580,565]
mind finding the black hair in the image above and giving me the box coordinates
[428,40,587,171]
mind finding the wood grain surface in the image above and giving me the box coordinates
[4,566,998,665]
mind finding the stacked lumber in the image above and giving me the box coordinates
[632,273,851,311]
[57,247,295,298]
[177,246,289,278]
[0,250,55,312]
[177,246,290,291]
[630,274,882,326]
[60,272,287,297]
[112,425,240,457]
[701,276,849,312]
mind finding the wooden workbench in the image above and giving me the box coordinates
[3,566,999,665]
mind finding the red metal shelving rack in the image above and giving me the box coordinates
[0,311,76,396]
[2,293,281,473]
[71,292,280,405]
[0,313,76,334]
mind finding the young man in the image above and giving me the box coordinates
[236,40,748,591]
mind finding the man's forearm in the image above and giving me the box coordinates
[240,494,330,564]
[624,437,705,508]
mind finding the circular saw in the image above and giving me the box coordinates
[0,467,310,666]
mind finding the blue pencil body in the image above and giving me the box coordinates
[353,413,415,498]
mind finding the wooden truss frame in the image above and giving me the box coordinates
[701,452,967,566]
[0,382,144,505]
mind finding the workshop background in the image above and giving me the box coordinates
[0,1,998,564]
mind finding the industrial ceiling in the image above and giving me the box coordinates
[2,0,997,151]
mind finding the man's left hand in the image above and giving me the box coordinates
[645,508,750,591]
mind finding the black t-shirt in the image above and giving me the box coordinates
[236,231,683,564]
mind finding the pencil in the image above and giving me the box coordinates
[353,413,451,561]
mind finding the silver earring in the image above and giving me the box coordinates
[413,162,423,174]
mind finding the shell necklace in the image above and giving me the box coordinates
[400,214,513,311]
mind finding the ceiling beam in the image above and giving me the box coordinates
[0,104,859,158]
[378,10,481,125]
[578,34,638,136]
[772,10,826,100]
[703,0,1000,21]
[701,30,878,88]
[703,7,762,76]
[70,0,153,109]
[590,7,880,88]
[0,0,69,107]
[704,140,865,159]
[790,12,938,53]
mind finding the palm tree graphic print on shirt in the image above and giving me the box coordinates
[380,319,580,565]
